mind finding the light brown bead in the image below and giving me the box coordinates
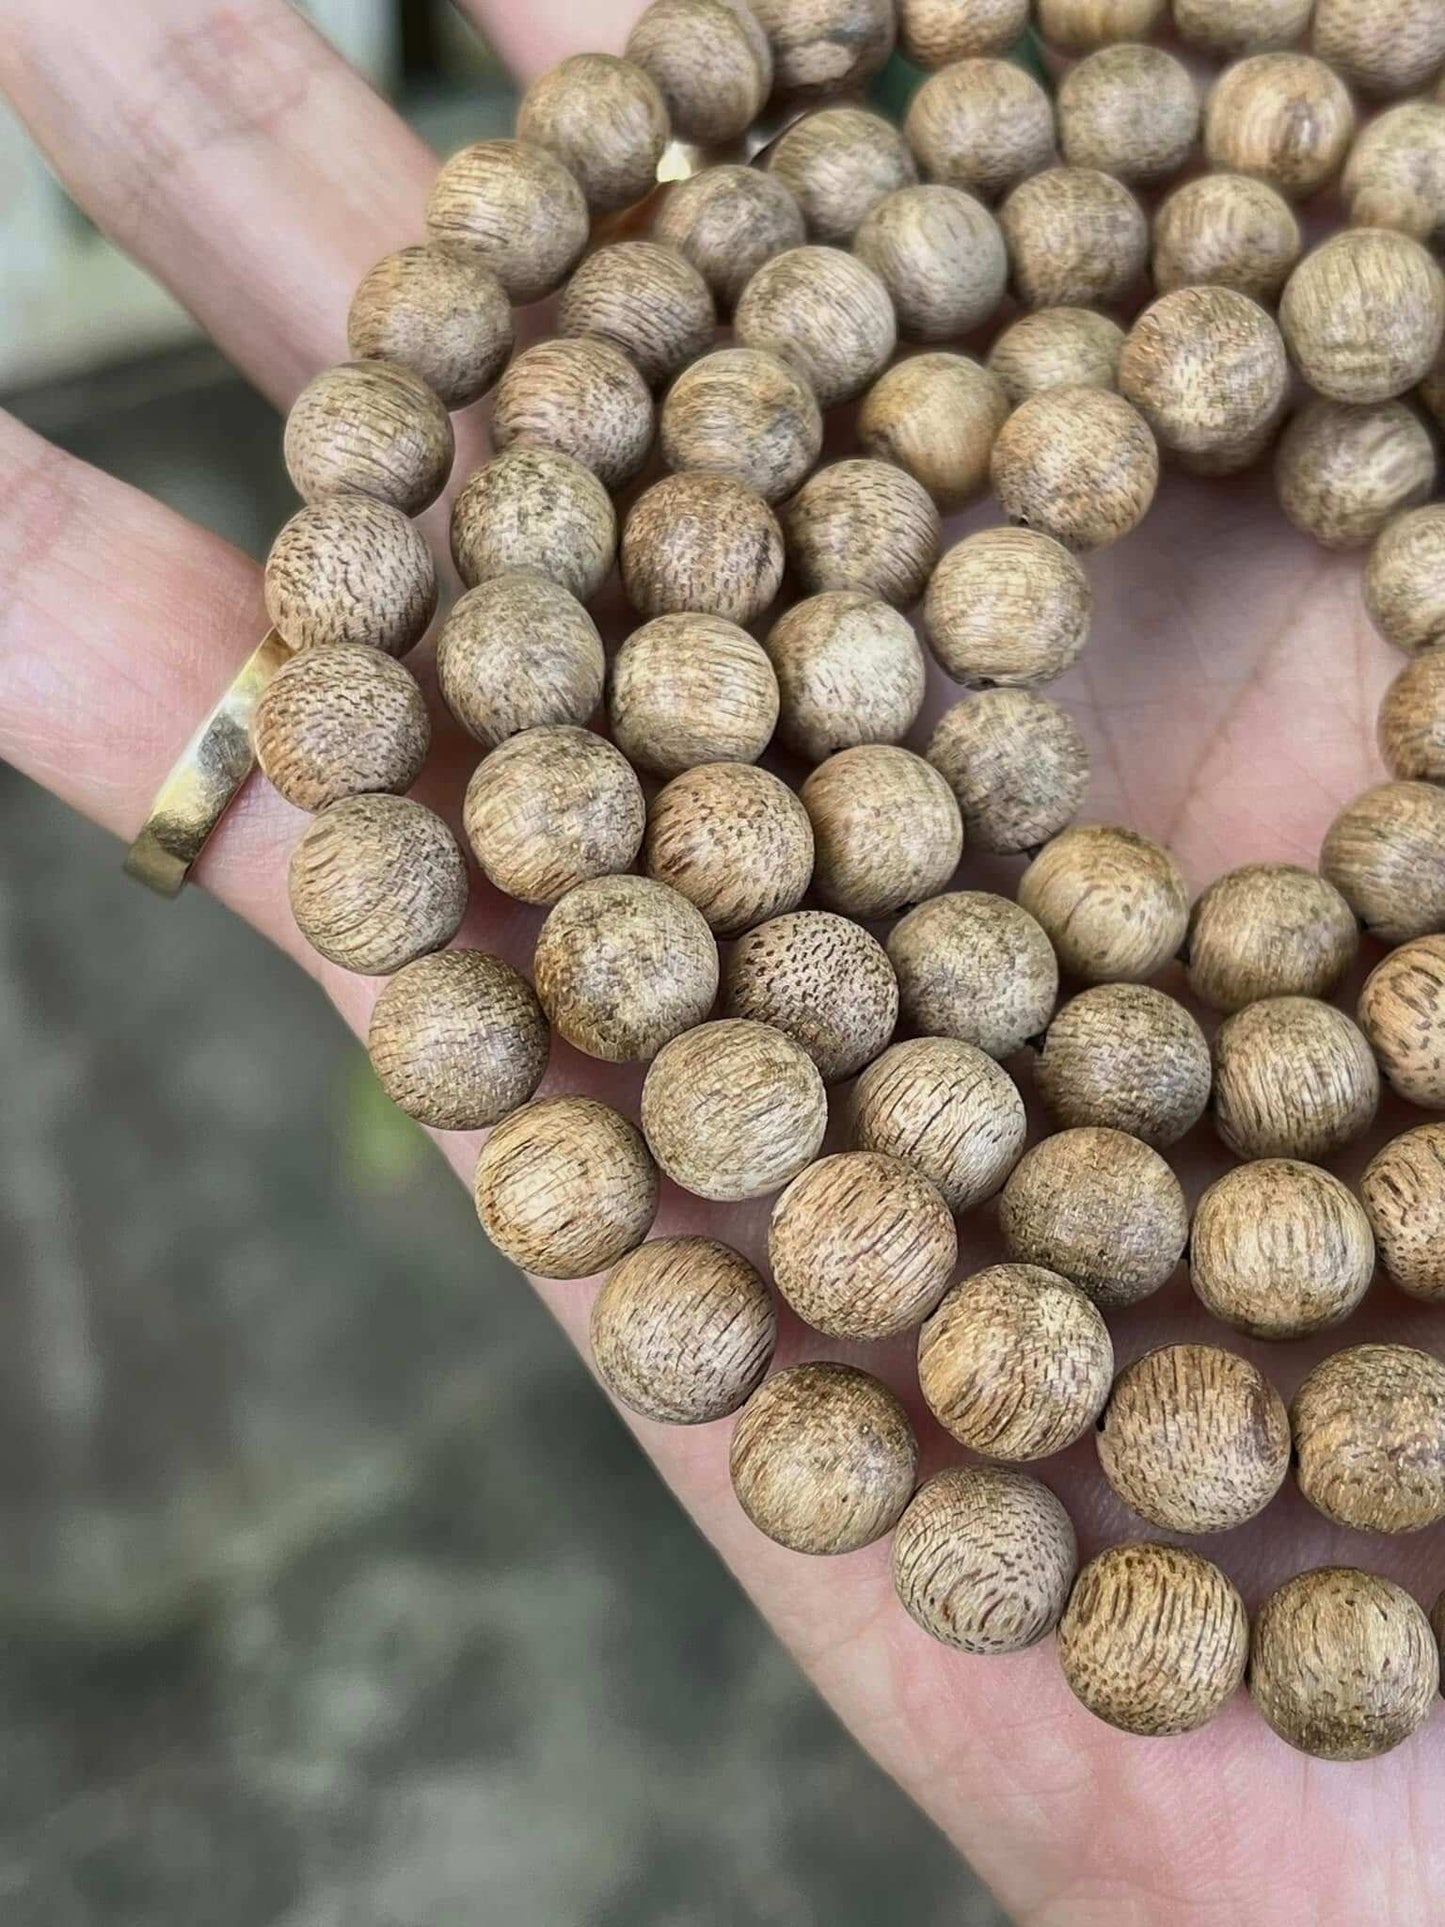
[491,338,654,491]
[1275,399,1436,551]
[1203,54,1355,201]
[1321,780,1445,942]
[1036,984,1212,1148]
[1020,825,1188,982]
[426,138,589,304]
[1314,0,1445,97]
[999,168,1149,311]
[888,891,1058,1059]
[748,0,896,99]
[769,1150,957,1339]
[620,474,785,626]
[516,54,669,214]
[643,762,814,936]
[450,449,616,603]
[851,1036,1027,1212]
[641,1018,828,1200]
[287,795,467,977]
[1172,0,1312,56]
[801,745,963,919]
[1058,1544,1248,1737]
[924,527,1092,686]
[437,573,604,751]
[1058,45,1200,188]
[474,1095,659,1279]
[1151,172,1301,305]
[1185,861,1359,1013]
[767,107,917,247]
[557,240,716,391]
[1119,286,1288,475]
[1379,650,1445,785]
[899,0,1029,65]
[858,354,1009,512]
[1281,229,1445,405]
[652,165,807,314]
[734,245,897,410]
[1294,1345,1445,1533]
[624,0,772,145]
[729,1362,917,1556]
[992,387,1158,551]
[1359,934,1445,1107]
[254,644,429,814]
[367,949,549,1132]
[264,497,436,657]
[783,458,941,606]
[463,725,645,906]
[1365,506,1445,655]
[591,1237,775,1424]
[1190,1158,1375,1340]
[1036,0,1165,50]
[283,361,453,517]
[765,591,926,763]
[609,612,780,777]
[723,910,899,1083]
[987,308,1123,404]
[904,58,1056,203]
[533,875,719,1063]
[347,243,513,410]
[1213,996,1380,1161]
[853,185,1008,342]
[1362,1123,1445,1300]
[999,1126,1188,1310]
[927,690,1091,856]
[1342,103,1445,245]
[660,348,821,504]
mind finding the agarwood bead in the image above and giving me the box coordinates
[1275,399,1436,551]
[1359,935,1445,1107]
[660,348,821,504]
[723,910,899,1083]
[1119,286,1288,475]
[1172,0,1312,56]
[287,795,466,977]
[283,361,453,517]
[254,644,429,814]
[1281,229,1445,405]
[450,449,616,603]
[898,0,1029,65]
[1020,825,1188,983]
[621,474,784,626]
[729,1363,916,1556]
[783,458,941,606]
[1343,103,1445,245]
[463,726,645,906]
[767,108,917,248]
[652,165,807,313]
[264,497,436,657]
[1379,651,1445,784]
[1036,984,1212,1148]
[927,690,1091,856]
[367,949,548,1132]
[904,59,1056,203]
[1313,0,1445,98]
[491,338,654,491]
[347,243,513,410]
[516,54,669,214]
[1366,506,1445,655]
[1058,1544,1248,1737]
[801,745,963,919]
[426,138,588,304]
[1362,1123,1445,1300]
[1321,780,1445,942]
[557,240,716,391]
[924,527,1092,686]
[1151,172,1301,305]
[858,354,1009,512]
[918,1263,1113,1461]
[1058,46,1200,188]
[591,1237,775,1424]
[1190,1158,1375,1340]
[641,1019,827,1200]
[474,1094,659,1279]
[1036,0,1165,50]
[1294,1345,1445,1533]
[624,0,772,145]
[734,246,896,410]
[1213,996,1380,1161]
[987,308,1124,404]
[748,0,896,98]
[1203,54,1355,201]
[437,573,604,750]
[765,591,926,763]
[888,891,1058,1059]
[853,185,1007,341]
[609,613,779,777]
[999,1127,1188,1310]
[532,874,719,1063]
[643,762,813,936]
[992,388,1158,551]
[1000,169,1149,311]
[851,1036,1027,1212]
[1185,861,1359,1013]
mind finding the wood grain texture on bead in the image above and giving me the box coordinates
[723,910,899,1083]
[1151,172,1301,304]
[1036,984,1212,1148]
[1000,168,1149,311]
[765,592,926,763]
[1280,229,1445,405]
[437,572,605,750]
[491,337,654,491]
[609,612,779,777]
[898,0,1029,66]
[516,54,669,213]
[1057,45,1200,188]
[853,185,1007,341]
[348,243,513,410]
[1119,286,1287,474]
[1203,54,1355,201]
[766,107,917,247]
[1321,781,1445,942]
[1191,1158,1375,1340]
[749,0,896,97]
[987,308,1124,404]
[887,891,1058,1059]
[653,165,806,312]
[625,0,772,145]
[783,458,941,606]
[1366,506,1445,655]
[904,58,1055,202]
[1358,935,1445,1108]
[992,387,1158,551]
[451,449,616,603]
[1185,862,1359,1012]
[660,348,821,504]
[1378,651,1445,785]
[641,1019,827,1200]
[621,474,784,626]
[368,948,549,1131]
[474,1095,659,1278]
[1019,825,1188,982]
[1313,0,1445,98]
[1173,0,1311,55]
[464,726,645,906]
[1275,399,1436,551]
[1342,103,1445,245]
[264,496,436,657]
[426,138,589,303]
[558,240,716,390]
[801,745,962,919]
[284,361,453,517]
[1036,0,1164,50]
[924,528,1092,687]
[1212,996,1379,1161]
[734,245,897,410]
[927,690,1091,855]
[1362,1123,1445,1301]
[858,354,1009,512]
[644,762,813,936]
[288,795,467,976]
[254,644,429,814]
[1293,1345,1445,1533]
[851,1036,1026,1213]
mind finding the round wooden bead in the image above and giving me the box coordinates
[1058,46,1200,188]
[1343,103,1445,245]
[532,875,719,1063]
[892,1467,1076,1655]
[904,59,1055,202]
[992,388,1159,552]
[858,354,1009,512]
[801,745,963,919]
[924,527,1092,686]
[782,459,941,607]
[367,949,549,1132]
[450,449,616,603]
[1036,984,1212,1148]
[591,1237,775,1423]
[264,497,436,657]
[1185,861,1359,1013]
[723,911,899,1083]
[1151,172,1301,305]
[1119,286,1288,475]
[918,1263,1113,1461]
[1000,168,1149,311]
[609,613,779,777]
[1173,0,1312,56]
[287,795,466,976]
[999,1127,1188,1310]
[1294,1345,1445,1533]
[1281,229,1445,405]
[621,474,784,626]
[887,891,1058,1059]
[729,1363,917,1556]
[1057,1544,1248,1737]
[660,348,821,504]
[436,573,604,750]
[1359,935,1445,1107]
[474,1095,659,1279]
[1321,780,1445,942]
[641,1019,827,1200]
[734,246,896,410]
[283,361,453,517]
[652,165,807,313]
[1019,825,1188,982]
[851,1036,1026,1212]
[1313,0,1445,98]
[1036,0,1165,50]
[766,108,917,248]
[987,308,1124,404]
[1213,996,1380,1161]
[854,185,1007,342]
[927,690,1091,856]
[1191,1158,1375,1340]
[898,0,1029,64]
[1275,399,1435,551]
[516,54,669,215]
[624,0,772,145]
[1203,54,1355,201]
[748,0,896,99]
[491,338,654,491]
[463,726,645,906]
[426,138,588,304]
[1379,650,1445,785]
[1362,1123,1445,1300]
[347,243,513,410]
[765,592,924,763]
[254,645,429,814]
[557,240,716,391]
[643,762,813,936]
[1365,506,1445,655]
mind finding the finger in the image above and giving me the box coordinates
[453,0,644,79]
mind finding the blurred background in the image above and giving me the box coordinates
[0,3,999,1920]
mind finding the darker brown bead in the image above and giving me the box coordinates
[609,613,779,778]
[558,240,716,391]
[464,726,645,907]
[733,246,897,410]
[1151,171,1301,305]
[254,645,429,814]
[426,138,589,304]
[1190,1158,1376,1340]
[625,0,772,145]
[1119,286,1288,475]
[1020,825,1189,982]
[1321,781,1445,943]
[887,891,1058,1060]
[1366,506,1445,656]
[924,528,1092,686]
[1362,1123,1445,1301]
[927,690,1091,855]
[999,168,1149,311]
[857,353,1009,512]
[749,0,896,99]
[783,458,941,607]
[767,107,917,247]
[652,166,807,314]
[474,1095,659,1279]
[621,474,784,626]
[1036,984,1212,1149]
[1213,996,1379,1161]
[436,573,605,750]
[367,949,549,1132]
[1293,1345,1445,1533]
[1379,650,1445,784]
[723,910,899,1083]
[451,449,617,604]
[517,54,669,214]
[1186,862,1359,1013]
[1281,229,1445,405]
[641,1019,828,1201]
[987,307,1124,404]
[283,361,453,517]
[264,496,437,658]
[1058,45,1200,188]
[765,592,926,763]
[491,338,654,491]
[1203,53,1355,201]
[992,387,1159,551]
[1358,935,1445,1109]
[801,745,963,919]
[660,348,822,505]
[853,185,1007,342]
[643,762,813,936]
[348,243,513,410]
[287,795,468,977]
[904,58,1055,202]
[851,1036,1027,1212]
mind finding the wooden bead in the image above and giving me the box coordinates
[767,108,917,247]
[987,308,1123,405]
[851,1036,1027,1212]
[999,168,1149,311]
[1057,1544,1248,1737]
[557,240,715,390]
[924,527,1092,686]
[450,449,616,603]
[1185,861,1359,1013]
[729,1362,916,1556]
[893,1467,1076,1655]
[624,0,772,145]
[853,185,1007,342]
[264,497,436,657]
[1203,54,1355,202]
[254,645,429,814]
[887,891,1058,1059]
[999,1126,1188,1310]
[918,1263,1113,1461]
[748,0,896,99]
[621,474,784,626]
[782,459,941,607]
[474,1095,659,1279]
[516,54,669,214]
[1362,1122,1445,1300]
[1172,0,1312,56]
[347,243,512,410]
[660,348,821,504]
[491,338,654,491]
[723,910,899,1082]
[643,762,814,935]
[1058,46,1200,188]
[533,875,718,1063]
[652,165,807,313]
[287,795,466,977]
[858,354,1009,512]
[591,1237,775,1423]
[283,361,453,517]
[1213,996,1380,1161]
[1036,0,1165,50]
[1275,399,1435,551]
[1321,780,1445,942]
[1359,934,1445,1107]
[1379,650,1445,784]
[1036,984,1212,1148]
[1366,506,1445,655]
[367,949,549,1131]
[904,58,1056,203]
[1313,0,1445,98]
[801,745,963,919]
[1119,286,1288,475]
[1020,825,1188,982]
[898,0,1029,66]
[765,592,926,762]
[927,690,1090,855]
[463,725,645,906]
[1342,103,1445,245]
[1281,229,1445,405]
[734,245,896,410]
[1294,1345,1445,1533]
[426,138,588,304]
[609,613,779,777]
[1191,1158,1375,1340]
[1151,172,1301,305]
[641,1019,828,1200]
[437,573,604,750]
[992,388,1158,552]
